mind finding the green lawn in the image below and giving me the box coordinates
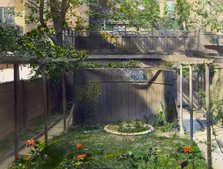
[9,125,207,169]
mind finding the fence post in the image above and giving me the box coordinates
[42,63,48,145]
[62,73,67,131]
[13,64,19,160]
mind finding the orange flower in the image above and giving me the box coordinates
[184,146,191,153]
[76,154,83,159]
[25,139,35,146]
[76,153,87,159]
[76,143,83,149]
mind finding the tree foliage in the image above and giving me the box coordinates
[87,0,117,30]
[175,0,190,30]
[192,0,223,32]
[114,0,160,31]
[161,2,178,30]
[0,26,87,81]
[87,0,160,31]
[0,0,88,81]
[0,26,23,54]
[26,0,83,45]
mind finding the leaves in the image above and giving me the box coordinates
[87,0,160,30]
[115,0,160,30]
[176,0,190,30]
[193,0,223,32]
[0,27,23,54]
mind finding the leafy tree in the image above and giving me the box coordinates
[161,2,179,30]
[115,0,160,31]
[87,0,117,30]
[21,0,88,80]
[0,0,88,81]
[175,0,190,30]
[192,0,223,32]
[86,0,159,31]
[0,26,22,54]
[26,0,83,45]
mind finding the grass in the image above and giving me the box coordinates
[17,125,207,169]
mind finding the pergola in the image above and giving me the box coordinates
[0,53,218,169]
[166,53,214,169]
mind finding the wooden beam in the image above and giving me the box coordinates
[179,64,184,136]
[13,64,19,160]
[205,64,212,169]
[42,64,48,145]
[0,57,80,64]
[62,73,67,131]
[189,65,193,142]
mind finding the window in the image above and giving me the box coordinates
[0,7,15,24]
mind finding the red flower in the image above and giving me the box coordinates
[184,146,191,153]
[76,154,83,159]
[76,153,87,159]
[25,139,36,146]
[76,143,83,149]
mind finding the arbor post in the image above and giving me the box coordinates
[205,64,212,169]
[189,64,193,142]
[180,64,184,136]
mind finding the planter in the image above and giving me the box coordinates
[104,121,154,136]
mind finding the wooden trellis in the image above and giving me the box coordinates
[176,60,214,169]
[0,56,79,160]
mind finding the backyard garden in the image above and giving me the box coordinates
[8,123,207,169]
[2,0,223,169]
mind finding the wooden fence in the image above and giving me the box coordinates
[0,79,63,140]
[63,30,223,55]
[64,31,189,54]
[73,68,177,124]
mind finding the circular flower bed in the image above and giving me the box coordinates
[104,120,154,136]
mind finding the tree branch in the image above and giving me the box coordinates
[27,0,39,9]
[61,0,70,24]
[39,0,47,28]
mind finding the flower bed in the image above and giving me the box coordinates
[104,120,154,136]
